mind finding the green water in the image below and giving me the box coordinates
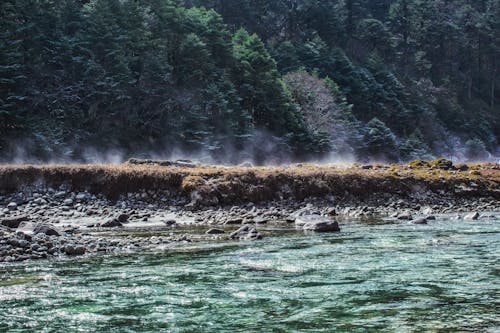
[1,216,499,332]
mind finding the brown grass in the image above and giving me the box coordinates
[0,161,498,204]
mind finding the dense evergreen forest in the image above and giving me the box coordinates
[1,0,499,163]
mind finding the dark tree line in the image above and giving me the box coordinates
[1,0,499,162]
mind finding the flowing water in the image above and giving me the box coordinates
[1,215,499,332]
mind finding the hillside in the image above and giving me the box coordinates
[1,0,499,163]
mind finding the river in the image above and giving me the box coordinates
[1,215,499,332]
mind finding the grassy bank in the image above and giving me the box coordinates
[0,160,498,205]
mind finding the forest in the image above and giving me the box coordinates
[0,0,499,163]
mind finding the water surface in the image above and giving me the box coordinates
[1,216,499,332]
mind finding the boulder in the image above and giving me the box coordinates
[117,213,130,223]
[253,217,269,224]
[397,213,413,220]
[33,223,61,237]
[63,199,74,206]
[75,193,88,201]
[295,214,340,232]
[465,212,480,220]
[291,206,321,219]
[225,218,243,225]
[54,191,67,199]
[7,202,17,211]
[410,217,428,225]
[230,224,262,241]
[206,228,225,235]
[64,245,86,256]
[101,219,123,228]
[1,215,30,229]
[163,219,177,226]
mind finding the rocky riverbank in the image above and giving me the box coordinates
[0,160,499,263]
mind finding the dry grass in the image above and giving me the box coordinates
[0,161,498,203]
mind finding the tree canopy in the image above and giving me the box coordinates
[1,0,499,162]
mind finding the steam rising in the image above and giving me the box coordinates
[1,129,498,165]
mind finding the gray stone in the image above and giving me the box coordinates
[253,217,269,224]
[75,193,88,201]
[64,245,86,256]
[54,191,67,199]
[465,212,480,220]
[291,206,321,219]
[33,224,61,237]
[295,214,340,232]
[33,198,47,205]
[397,214,413,220]
[163,219,176,226]
[295,214,339,232]
[101,219,123,228]
[302,220,340,232]
[230,224,262,241]
[63,199,74,206]
[206,228,225,235]
[7,202,17,211]
[117,213,130,223]
[1,215,30,228]
[410,217,428,225]
[225,218,243,225]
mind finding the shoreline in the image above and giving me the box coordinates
[1,160,499,263]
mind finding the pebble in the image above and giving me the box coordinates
[7,202,17,211]
[0,184,497,263]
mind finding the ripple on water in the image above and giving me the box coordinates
[0,215,499,332]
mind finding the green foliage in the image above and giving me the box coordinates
[0,0,498,162]
[361,118,399,161]
[464,138,489,161]
[400,129,434,161]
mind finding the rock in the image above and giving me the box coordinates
[291,206,321,219]
[75,193,88,201]
[64,245,86,256]
[7,202,17,211]
[465,212,480,220]
[101,219,123,228]
[410,217,428,225]
[33,198,47,205]
[18,239,30,248]
[33,223,61,236]
[1,215,30,228]
[426,215,436,220]
[397,213,413,220]
[163,219,177,226]
[253,217,268,224]
[54,191,67,199]
[206,228,225,235]
[230,224,262,241]
[8,238,20,247]
[325,207,337,216]
[117,213,130,223]
[295,214,340,232]
[431,158,454,170]
[63,198,74,206]
[302,220,340,232]
[225,218,243,225]
[421,207,434,215]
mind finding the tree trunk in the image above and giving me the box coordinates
[491,59,497,108]
[468,71,472,100]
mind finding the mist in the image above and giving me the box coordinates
[1,129,498,166]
